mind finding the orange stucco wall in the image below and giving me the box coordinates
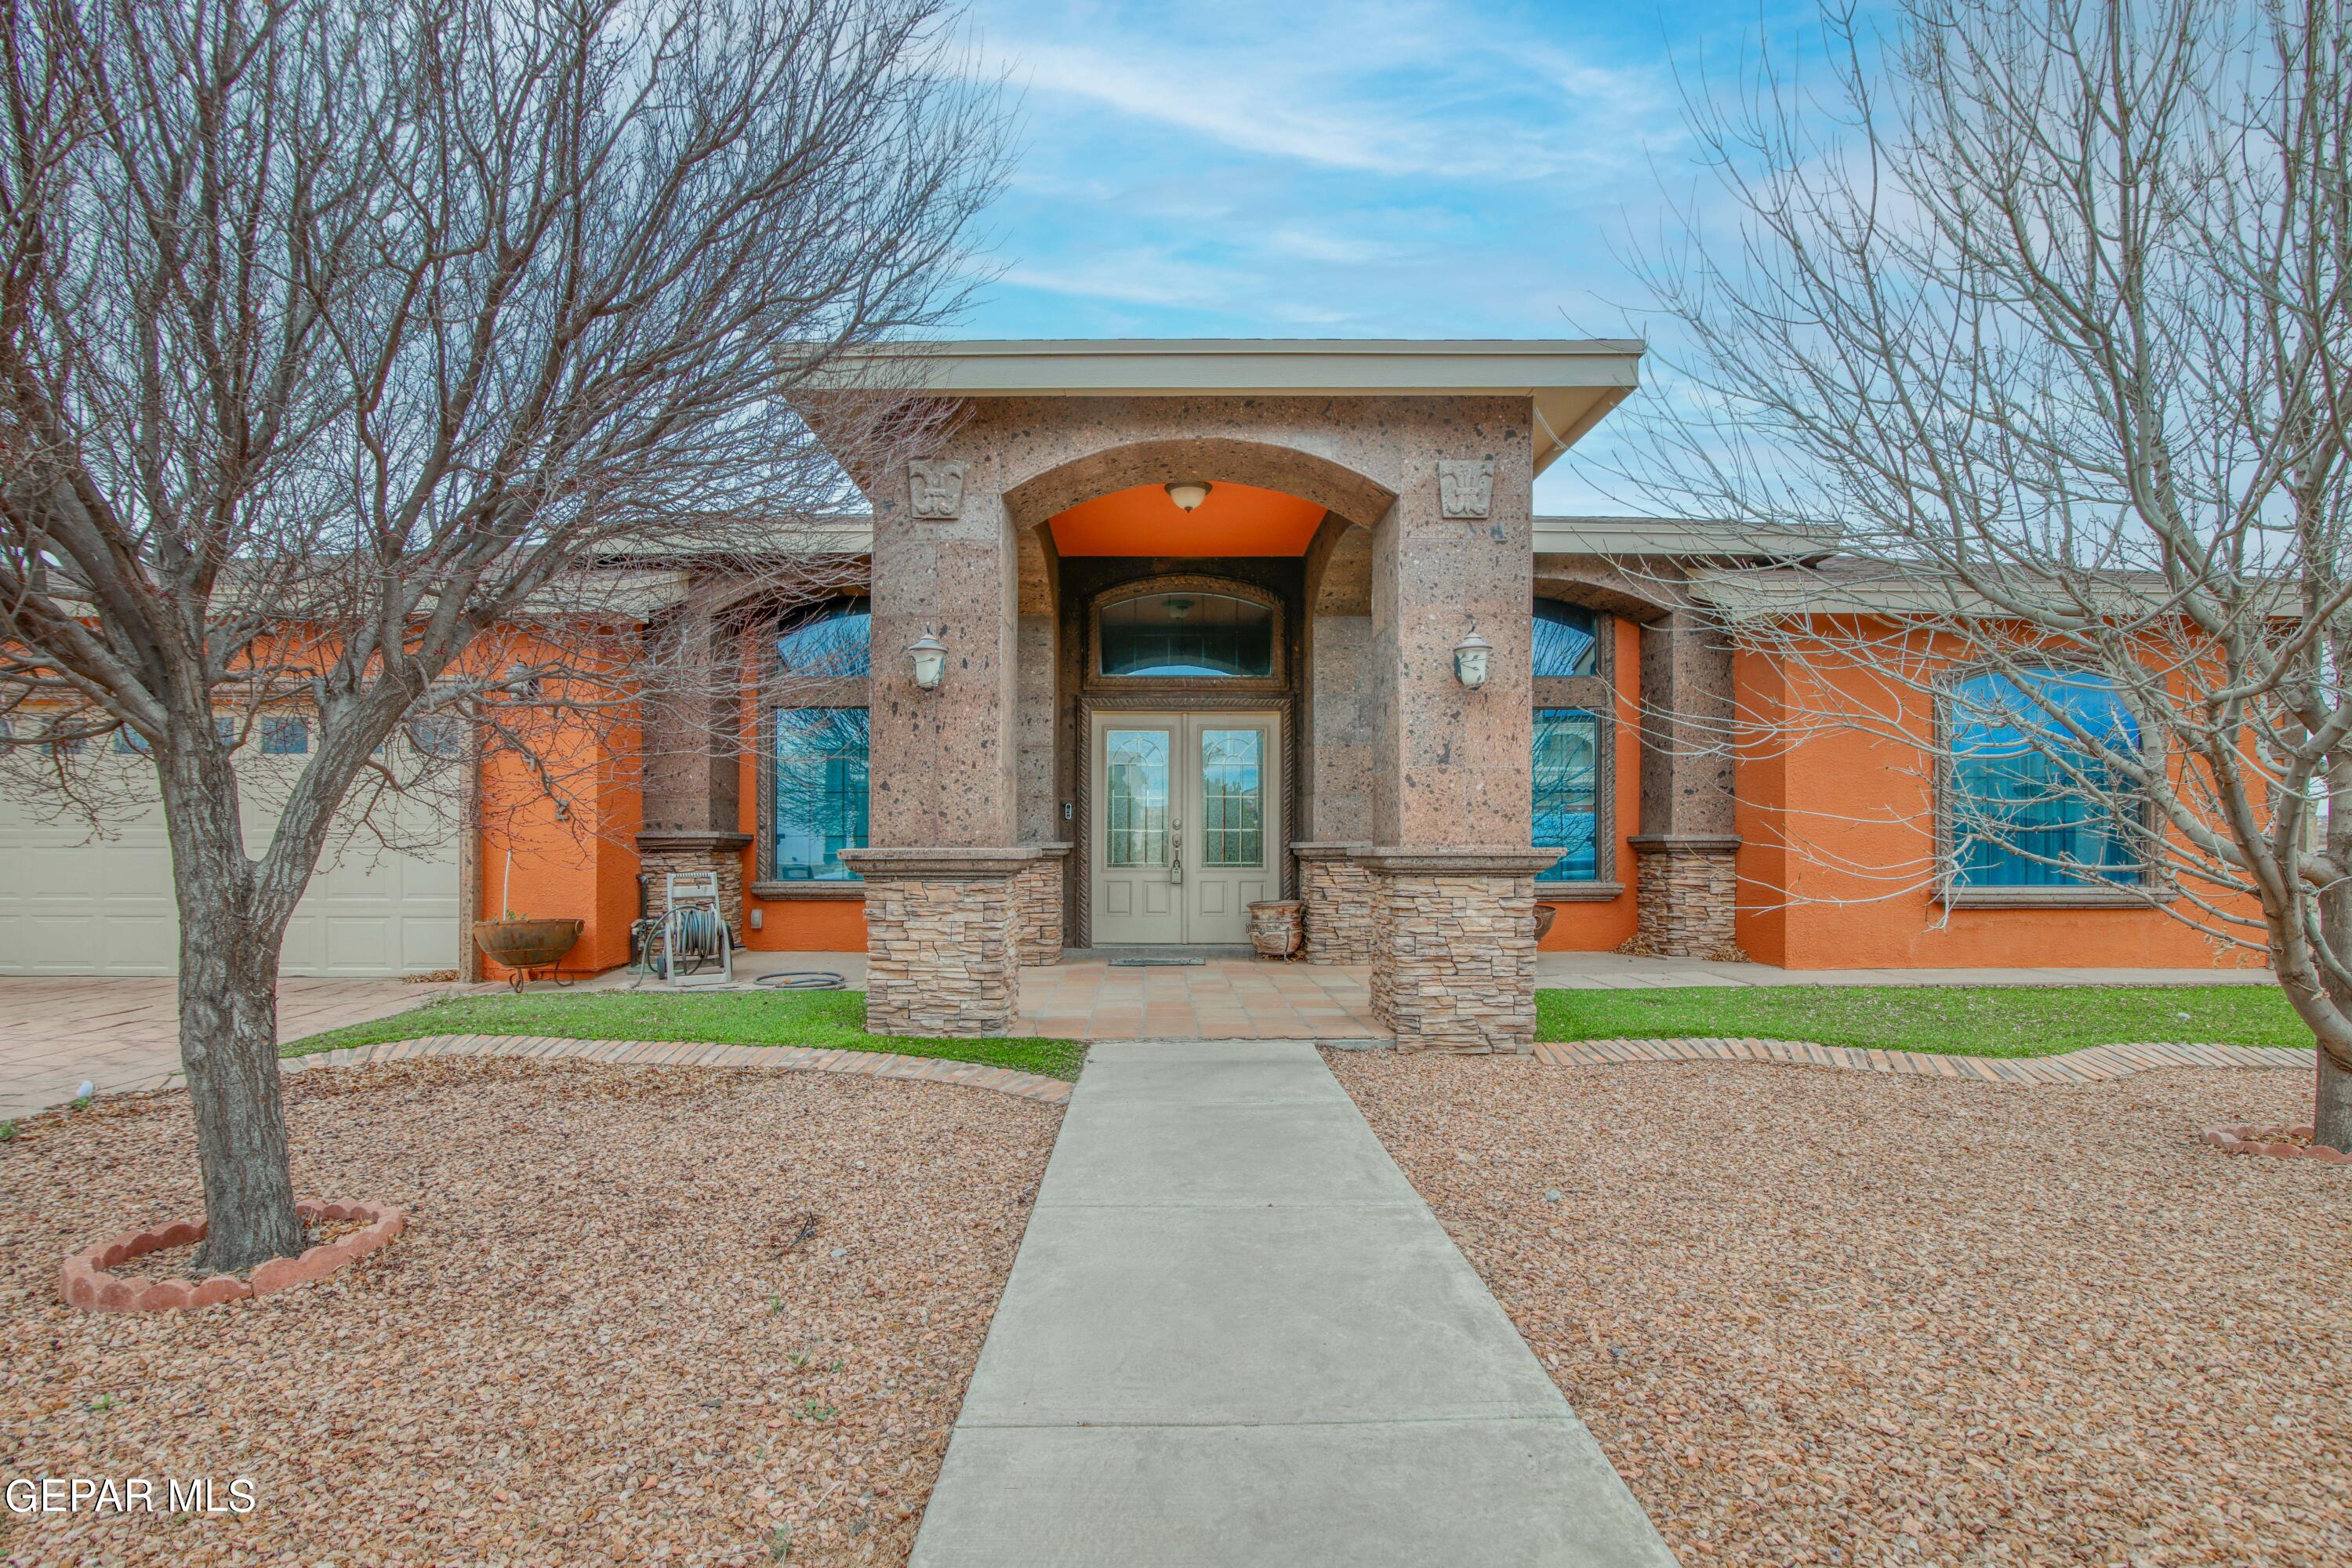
[472,612,2256,975]
[476,709,641,979]
[1048,481,1327,557]
[1538,615,1640,950]
[1731,639,2259,971]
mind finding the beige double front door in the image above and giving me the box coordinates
[1089,710,1280,946]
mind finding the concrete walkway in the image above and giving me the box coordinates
[910,1040,1677,1568]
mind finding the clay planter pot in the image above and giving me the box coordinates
[1531,903,1558,942]
[1247,899,1304,960]
[471,917,583,989]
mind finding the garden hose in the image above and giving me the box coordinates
[753,970,847,990]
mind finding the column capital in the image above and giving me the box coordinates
[839,846,1036,880]
[1360,844,1563,876]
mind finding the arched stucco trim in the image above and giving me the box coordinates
[1000,436,1398,536]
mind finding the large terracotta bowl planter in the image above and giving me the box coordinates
[471,917,583,989]
[1531,903,1558,943]
[1247,899,1304,960]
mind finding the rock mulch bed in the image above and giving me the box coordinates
[1330,1053,2352,1568]
[0,1057,1059,1566]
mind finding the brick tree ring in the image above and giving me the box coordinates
[2202,1125,2352,1165]
[59,1199,407,1314]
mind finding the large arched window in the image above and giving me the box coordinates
[775,602,871,678]
[1945,668,2143,888]
[769,602,869,883]
[1097,589,1275,678]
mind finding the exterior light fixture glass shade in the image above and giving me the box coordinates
[906,626,948,691]
[1453,627,1494,690]
[1163,481,1213,513]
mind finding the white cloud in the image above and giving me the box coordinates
[960,1,1677,184]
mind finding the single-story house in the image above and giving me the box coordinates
[0,340,2257,1049]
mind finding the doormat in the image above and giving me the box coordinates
[1108,956,1207,967]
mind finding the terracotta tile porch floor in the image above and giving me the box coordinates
[1017,958,1384,1042]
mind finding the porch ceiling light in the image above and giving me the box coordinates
[907,626,948,691]
[1163,480,1213,513]
[1453,626,1494,690]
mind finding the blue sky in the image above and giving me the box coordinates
[950,0,1811,512]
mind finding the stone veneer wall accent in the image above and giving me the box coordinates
[1014,844,1070,966]
[840,850,1029,1036]
[1293,842,1376,964]
[637,836,750,935]
[1362,848,1555,1054]
[1624,837,1742,960]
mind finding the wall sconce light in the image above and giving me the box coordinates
[906,626,948,691]
[1453,626,1494,690]
[1163,480,1213,513]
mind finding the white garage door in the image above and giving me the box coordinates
[0,750,459,978]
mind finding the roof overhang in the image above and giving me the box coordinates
[811,338,1645,474]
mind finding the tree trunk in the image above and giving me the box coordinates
[158,743,307,1272]
[2319,1047,2352,1155]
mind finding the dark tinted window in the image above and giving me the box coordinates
[1099,591,1273,678]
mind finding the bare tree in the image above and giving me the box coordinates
[0,0,1000,1267]
[1619,0,2352,1145]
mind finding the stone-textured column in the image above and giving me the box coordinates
[1293,842,1375,964]
[637,611,750,933]
[1363,848,1556,1053]
[638,835,750,934]
[1629,610,1743,960]
[859,453,1028,1033]
[1014,843,1070,965]
[1364,425,1543,1051]
[841,848,1029,1036]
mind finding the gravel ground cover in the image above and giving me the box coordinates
[1330,1052,2352,1567]
[0,1057,1059,1566]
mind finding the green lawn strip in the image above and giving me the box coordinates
[280,990,1086,1080]
[1535,984,2311,1058]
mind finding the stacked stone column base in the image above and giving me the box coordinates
[1013,844,1071,966]
[1625,835,1743,960]
[839,848,1031,1037]
[1363,847,1556,1054]
[1293,842,1376,964]
[635,833,752,935]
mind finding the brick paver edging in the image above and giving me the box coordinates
[264,1034,1074,1105]
[1530,1036,2315,1085]
[61,1199,405,1314]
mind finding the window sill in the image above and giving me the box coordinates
[1936,884,2173,910]
[1535,880,1624,902]
[750,881,865,902]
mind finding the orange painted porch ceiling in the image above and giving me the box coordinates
[1047,481,1327,557]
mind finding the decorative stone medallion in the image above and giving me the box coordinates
[908,459,967,520]
[1436,459,1495,520]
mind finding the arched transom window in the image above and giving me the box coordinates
[1097,590,1275,679]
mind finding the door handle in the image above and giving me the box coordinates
[1168,811,1182,884]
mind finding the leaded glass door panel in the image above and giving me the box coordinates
[1087,710,1281,946]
